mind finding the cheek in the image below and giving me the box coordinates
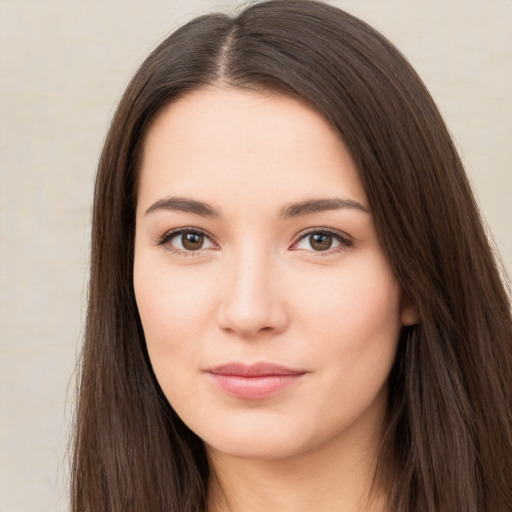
[290,255,402,338]
[288,254,402,399]
[133,253,217,380]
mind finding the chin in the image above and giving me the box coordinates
[198,411,347,463]
[206,433,311,461]
[192,412,309,460]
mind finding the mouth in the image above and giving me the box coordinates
[205,362,307,400]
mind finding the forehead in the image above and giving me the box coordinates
[137,86,367,213]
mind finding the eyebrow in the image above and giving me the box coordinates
[279,197,369,219]
[144,195,369,218]
[145,196,222,217]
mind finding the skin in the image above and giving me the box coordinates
[133,86,418,511]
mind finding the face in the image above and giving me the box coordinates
[134,87,416,461]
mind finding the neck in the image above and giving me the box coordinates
[206,411,388,512]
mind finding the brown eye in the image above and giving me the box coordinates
[162,229,216,253]
[309,233,333,251]
[292,229,352,253]
[181,232,204,250]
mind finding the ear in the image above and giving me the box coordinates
[400,294,419,326]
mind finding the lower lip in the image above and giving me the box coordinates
[207,373,305,400]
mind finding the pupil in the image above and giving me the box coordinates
[310,233,332,251]
[182,232,204,250]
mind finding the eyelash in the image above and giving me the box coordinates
[156,227,353,256]
[290,227,353,255]
[156,227,218,257]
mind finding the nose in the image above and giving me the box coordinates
[216,246,289,339]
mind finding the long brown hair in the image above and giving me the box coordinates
[71,1,512,510]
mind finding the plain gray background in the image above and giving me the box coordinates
[1,1,511,510]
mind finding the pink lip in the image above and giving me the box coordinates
[205,363,306,400]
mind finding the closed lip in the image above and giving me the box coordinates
[204,362,307,399]
[205,362,306,377]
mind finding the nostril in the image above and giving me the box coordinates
[216,296,289,338]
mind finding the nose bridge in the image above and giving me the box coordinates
[217,241,287,337]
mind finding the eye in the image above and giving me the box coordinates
[291,229,352,253]
[158,228,217,254]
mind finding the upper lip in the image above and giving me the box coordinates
[205,362,306,377]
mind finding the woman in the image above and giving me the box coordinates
[71,1,512,511]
